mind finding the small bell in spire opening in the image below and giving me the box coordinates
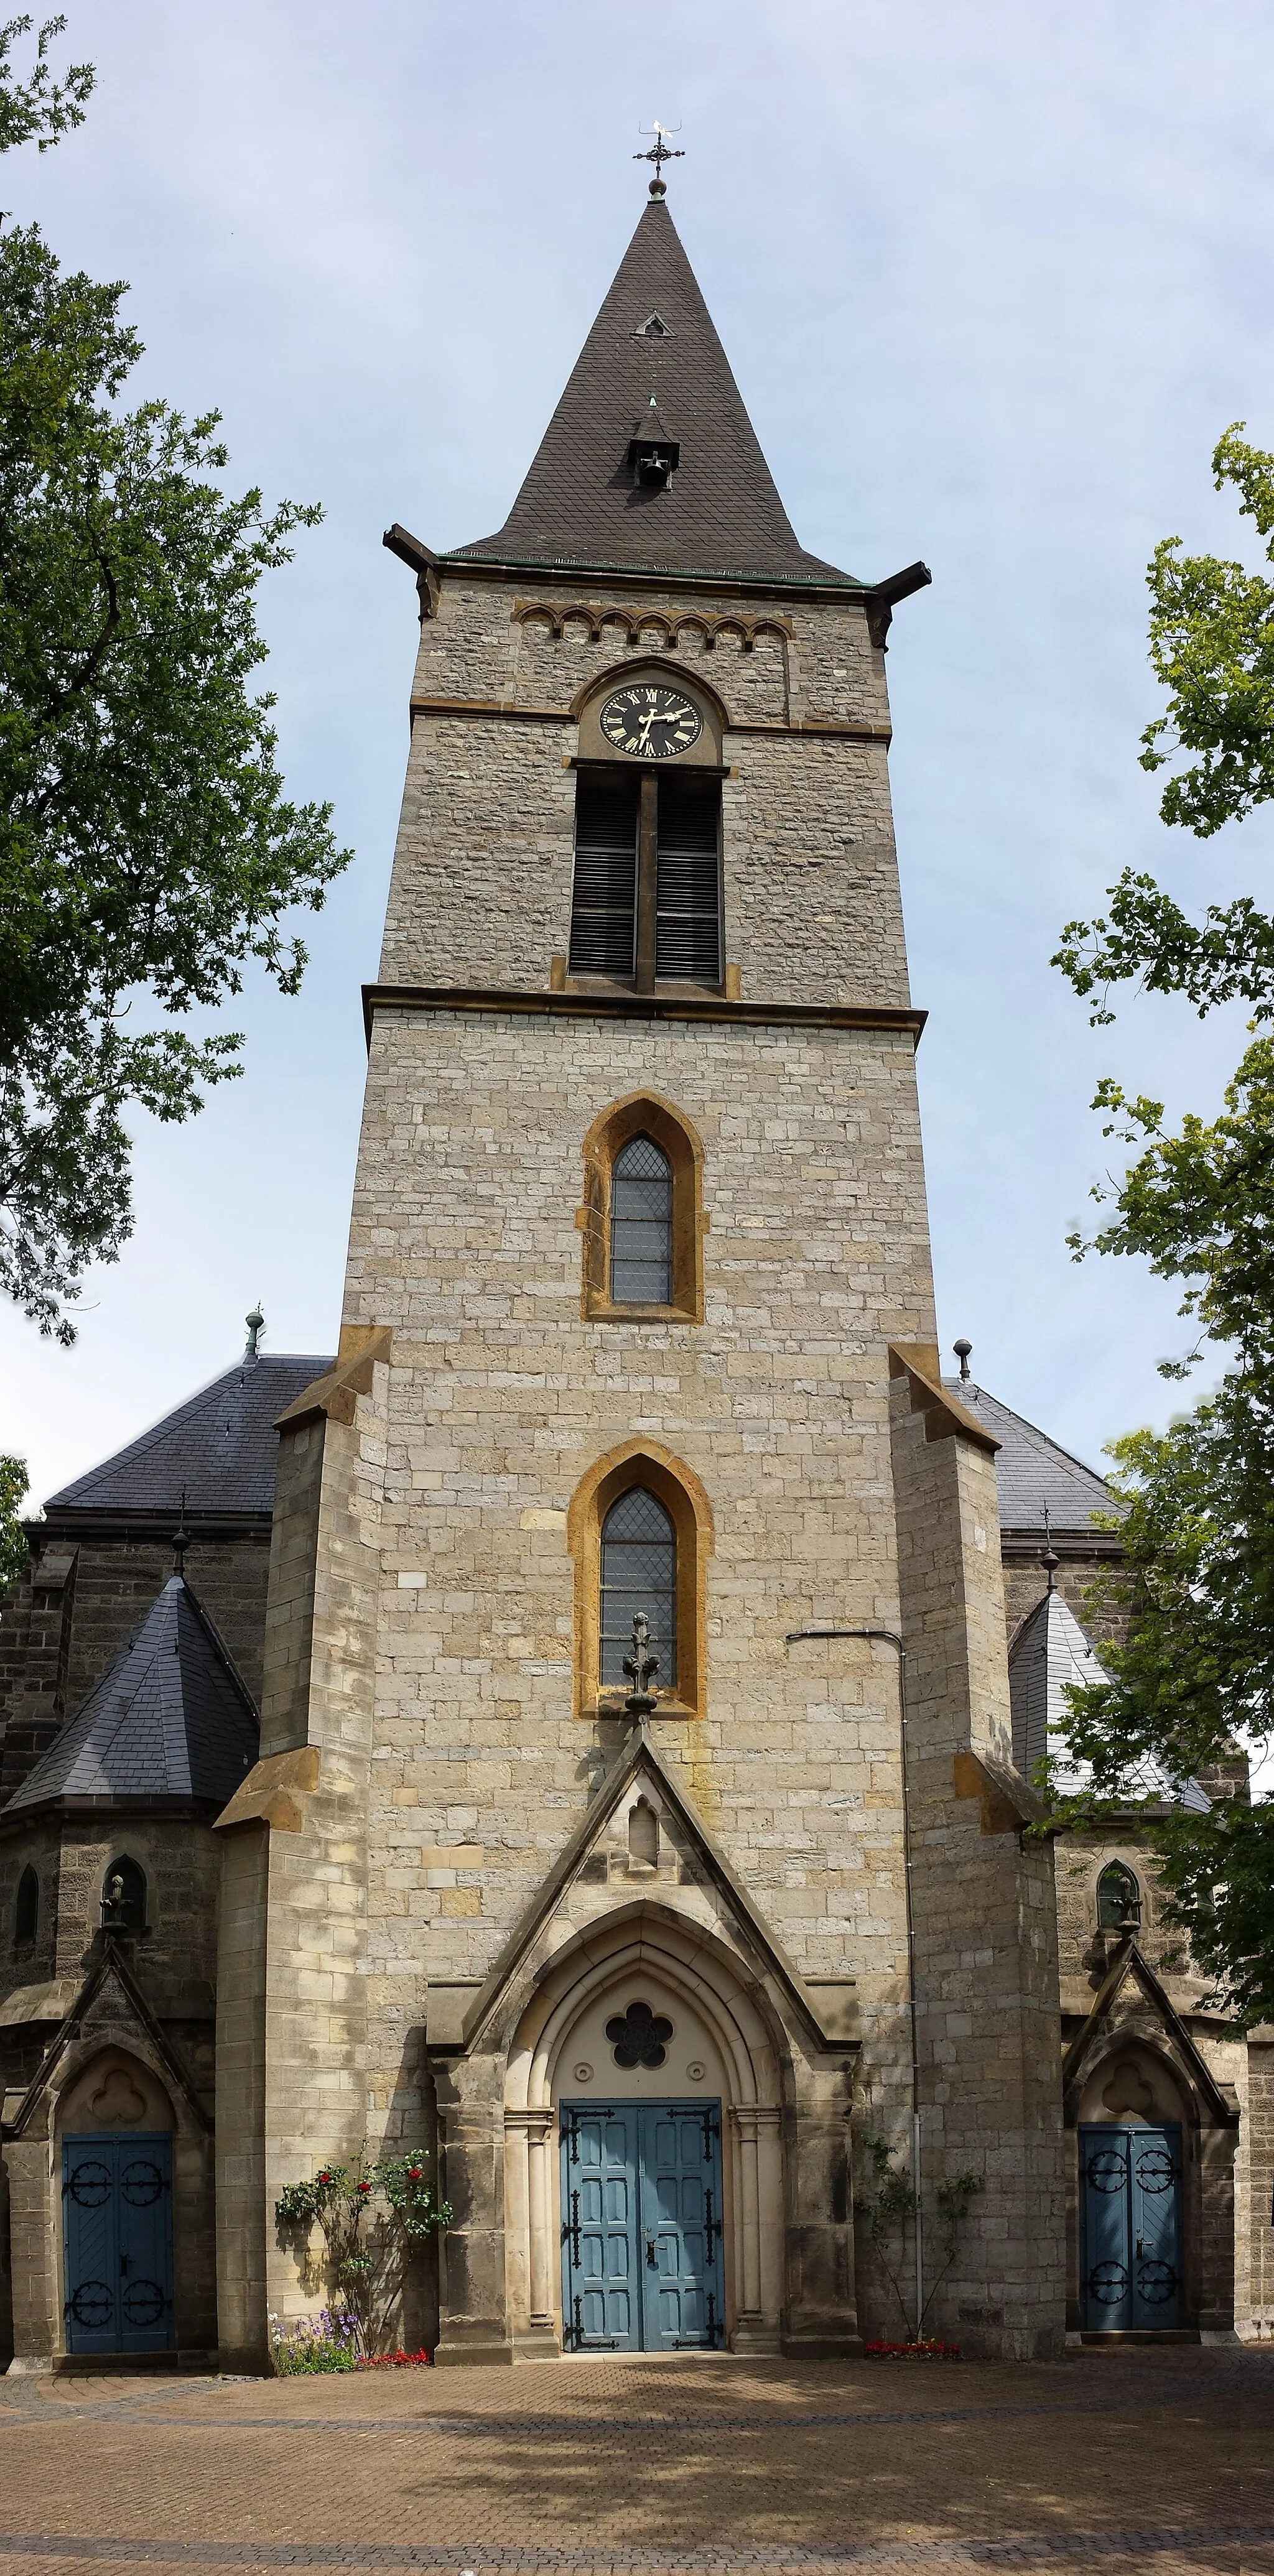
[628,396,680,487]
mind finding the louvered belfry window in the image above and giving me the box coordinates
[567,764,722,988]
[567,770,639,976]
[600,1486,677,1686]
[610,1133,673,1302]
[656,772,722,983]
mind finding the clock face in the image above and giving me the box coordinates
[599,683,704,760]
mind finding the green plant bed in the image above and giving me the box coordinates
[269,2307,359,2374]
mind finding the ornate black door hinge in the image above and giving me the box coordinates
[560,2189,582,2267]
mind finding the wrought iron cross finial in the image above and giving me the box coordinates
[623,1611,661,1718]
[635,122,684,196]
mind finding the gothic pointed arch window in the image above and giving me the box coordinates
[14,1865,39,1947]
[1097,1861,1141,1931]
[600,1485,677,1689]
[567,1444,714,1721]
[580,1093,705,1322]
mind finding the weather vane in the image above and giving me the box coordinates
[635,122,684,193]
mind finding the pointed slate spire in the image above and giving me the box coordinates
[2,1574,259,1815]
[451,195,855,586]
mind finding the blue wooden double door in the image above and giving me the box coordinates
[62,2133,175,2354]
[1079,2122,1184,2332]
[560,2100,725,2351]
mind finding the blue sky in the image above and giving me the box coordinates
[4,0,1274,1517]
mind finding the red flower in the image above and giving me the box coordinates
[407,2167,422,2181]
[357,2181,371,2195]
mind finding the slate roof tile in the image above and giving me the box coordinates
[942,1378,1117,1536]
[2,1575,258,1815]
[450,195,857,588]
[45,1353,334,1516]
[1007,1586,1208,1812]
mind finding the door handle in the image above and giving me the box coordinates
[644,2228,658,2269]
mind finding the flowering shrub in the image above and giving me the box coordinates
[269,2308,358,2374]
[858,2139,983,2345]
[274,2144,449,2357]
[356,2346,434,2368]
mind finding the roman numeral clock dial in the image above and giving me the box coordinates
[599,684,704,759]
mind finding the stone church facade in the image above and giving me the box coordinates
[1,182,1271,2371]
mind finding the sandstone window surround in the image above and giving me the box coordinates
[578,1091,707,1324]
[566,1439,714,1723]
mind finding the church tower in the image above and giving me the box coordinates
[214,176,1064,2366]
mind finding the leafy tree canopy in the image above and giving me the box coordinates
[1056,426,1274,1025]
[0,1452,28,1590]
[0,17,350,1341]
[1048,431,1274,2029]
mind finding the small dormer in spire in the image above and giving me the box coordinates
[627,394,679,486]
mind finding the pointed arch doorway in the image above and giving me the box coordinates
[504,1900,786,2358]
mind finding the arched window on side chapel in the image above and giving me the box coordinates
[1097,1861,1141,1931]
[14,1865,39,1947]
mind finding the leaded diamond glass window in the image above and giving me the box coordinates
[600,1486,676,1688]
[610,1133,672,1304]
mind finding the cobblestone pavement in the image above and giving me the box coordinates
[0,2347,1272,2576]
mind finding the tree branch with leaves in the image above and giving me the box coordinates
[1048,426,1274,2027]
[0,17,351,1339]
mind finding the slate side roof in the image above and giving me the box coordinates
[941,1378,1117,1537]
[451,193,856,589]
[2,1575,259,1815]
[45,1354,335,1516]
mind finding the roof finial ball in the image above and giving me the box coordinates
[244,1304,264,1363]
[953,1337,973,1383]
[635,120,684,199]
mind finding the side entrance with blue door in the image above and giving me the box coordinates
[1079,2121,1184,2331]
[560,2100,725,2350]
[62,2133,175,2354]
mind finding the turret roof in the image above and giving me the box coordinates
[449,193,856,588]
[2,1575,258,1815]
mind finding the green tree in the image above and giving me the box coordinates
[1051,427,1274,2027]
[0,17,350,1341]
[0,1452,28,1590]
